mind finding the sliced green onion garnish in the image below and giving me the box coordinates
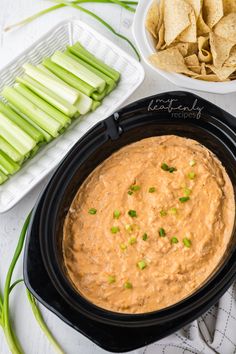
[148,187,156,193]
[179,197,190,203]
[128,237,137,245]
[120,243,127,251]
[169,167,177,173]
[169,208,177,215]
[128,210,137,218]
[113,210,121,219]
[88,208,97,215]
[130,184,140,191]
[128,190,133,196]
[160,210,167,217]
[108,275,116,284]
[137,260,147,270]
[184,188,191,196]
[159,228,166,237]
[188,172,196,180]
[142,233,148,241]
[161,163,169,171]
[189,160,196,167]
[124,281,133,289]
[111,226,120,234]
[171,237,179,244]
[183,238,192,248]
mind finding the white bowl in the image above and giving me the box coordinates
[132,0,236,94]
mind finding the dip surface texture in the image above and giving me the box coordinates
[63,136,235,314]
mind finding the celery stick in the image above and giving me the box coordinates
[0,112,36,155]
[91,100,101,111]
[65,50,116,93]
[0,101,44,143]
[42,58,95,96]
[74,92,93,115]
[23,64,80,105]
[16,76,77,118]
[2,87,62,138]
[0,151,20,175]
[0,137,24,164]
[51,51,106,93]
[8,103,52,143]
[0,170,8,184]
[15,84,71,128]
[91,89,107,101]
[69,42,120,82]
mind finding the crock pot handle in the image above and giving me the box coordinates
[114,91,236,131]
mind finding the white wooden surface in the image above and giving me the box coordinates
[0,1,236,353]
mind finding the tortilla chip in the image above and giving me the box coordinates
[202,0,224,28]
[187,42,199,56]
[164,0,192,45]
[187,65,202,74]
[179,9,197,43]
[156,24,165,49]
[201,62,207,75]
[194,74,225,81]
[214,14,236,43]
[185,54,200,66]
[149,48,196,75]
[206,64,236,80]
[185,0,203,16]
[210,32,234,68]
[225,46,236,66]
[197,12,210,36]
[223,0,236,15]
[145,1,159,38]
[198,36,212,63]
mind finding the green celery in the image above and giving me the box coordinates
[8,103,52,143]
[0,170,8,185]
[0,151,20,175]
[0,137,24,164]
[65,50,116,93]
[51,51,106,93]
[0,101,44,143]
[23,63,80,105]
[2,87,62,138]
[91,89,107,101]
[16,76,77,118]
[74,92,93,114]
[69,42,120,81]
[42,58,95,96]
[91,100,101,111]
[0,112,36,155]
[15,84,71,128]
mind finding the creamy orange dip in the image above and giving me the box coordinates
[63,136,235,314]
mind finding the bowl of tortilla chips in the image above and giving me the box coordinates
[132,0,236,94]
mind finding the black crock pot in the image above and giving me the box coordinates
[24,91,236,352]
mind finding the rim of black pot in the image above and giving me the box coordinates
[38,91,236,327]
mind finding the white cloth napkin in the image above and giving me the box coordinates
[137,282,236,354]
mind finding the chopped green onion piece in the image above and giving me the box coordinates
[130,184,140,191]
[120,243,127,251]
[171,237,179,244]
[142,233,148,241]
[108,275,116,284]
[189,160,196,167]
[128,210,137,218]
[179,197,190,203]
[128,190,133,195]
[169,167,177,173]
[113,210,121,219]
[169,208,178,215]
[161,163,169,171]
[128,237,137,245]
[88,208,97,215]
[149,187,156,193]
[183,238,192,248]
[124,281,133,289]
[160,210,167,217]
[188,172,196,180]
[111,226,120,234]
[137,260,147,270]
[184,188,191,196]
[159,228,166,237]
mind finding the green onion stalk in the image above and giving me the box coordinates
[0,213,64,354]
[4,0,140,60]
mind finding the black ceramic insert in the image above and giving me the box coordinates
[24,91,236,352]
